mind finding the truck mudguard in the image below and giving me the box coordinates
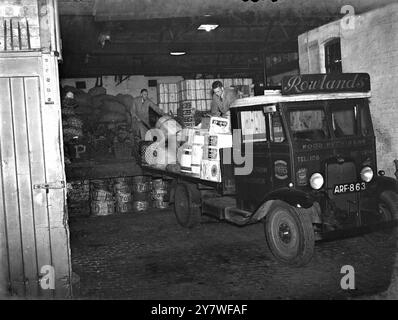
[366,176,398,197]
[251,187,316,221]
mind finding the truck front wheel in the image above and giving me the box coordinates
[174,183,201,228]
[363,190,398,248]
[264,201,315,266]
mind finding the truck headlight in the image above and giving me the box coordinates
[310,173,324,190]
[360,166,373,182]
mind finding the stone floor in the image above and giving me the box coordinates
[69,208,397,299]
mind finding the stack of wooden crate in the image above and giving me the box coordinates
[157,83,179,115]
[157,78,254,118]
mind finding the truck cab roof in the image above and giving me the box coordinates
[231,91,371,109]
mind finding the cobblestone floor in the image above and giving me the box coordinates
[69,208,397,300]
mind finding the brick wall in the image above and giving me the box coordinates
[298,3,398,176]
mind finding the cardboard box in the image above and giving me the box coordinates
[196,90,206,100]
[191,164,201,177]
[201,160,221,182]
[191,144,204,165]
[201,116,230,134]
[193,133,206,145]
[181,128,196,144]
[185,80,196,91]
[205,79,213,89]
[202,146,220,161]
[196,79,205,89]
[186,90,196,100]
[206,134,233,148]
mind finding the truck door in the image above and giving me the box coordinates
[234,107,272,212]
[269,111,291,190]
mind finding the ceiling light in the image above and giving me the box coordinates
[170,51,186,56]
[198,24,219,32]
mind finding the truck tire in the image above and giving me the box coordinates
[174,183,201,228]
[363,190,398,248]
[264,201,315,266]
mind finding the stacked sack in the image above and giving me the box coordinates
[112,123,135,159]
[92,93,131,126]
[90,90,135,159]
[60,84,139,161]
[62,92,84,143]
[62,86,94,133]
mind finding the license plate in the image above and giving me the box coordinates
[333,182,366,194]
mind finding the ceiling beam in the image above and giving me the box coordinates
[84,0,397,21]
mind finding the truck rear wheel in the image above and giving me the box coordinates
[363,190,398,248]
[264,201,315,266]
[174,183,201,228]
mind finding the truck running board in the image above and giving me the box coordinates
[202,196,254,226]
[224,207,255,226]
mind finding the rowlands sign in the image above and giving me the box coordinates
[281,73,370,95]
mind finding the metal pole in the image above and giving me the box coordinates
[262,51,267,87]
[53,0,63,60]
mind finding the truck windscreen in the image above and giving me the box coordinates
[289,108,329,141]
[330,100,373,137]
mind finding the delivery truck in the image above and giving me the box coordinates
[142,73,398,266]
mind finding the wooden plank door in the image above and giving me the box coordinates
[0,52,72,298]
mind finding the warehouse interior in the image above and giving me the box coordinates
[1,0,398,299]
[55,0,398,299]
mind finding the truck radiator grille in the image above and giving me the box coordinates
[326,162,357,212]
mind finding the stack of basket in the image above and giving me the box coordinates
[66,180,90,216]
[131,176,151,212]
[112,177,133,214]
[151,178,169,209]
[90,179,115,216]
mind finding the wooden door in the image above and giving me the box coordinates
[0,52,72,298]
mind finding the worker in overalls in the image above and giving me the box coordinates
[130,88,165,139]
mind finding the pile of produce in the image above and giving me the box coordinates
[61,85,137,161]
